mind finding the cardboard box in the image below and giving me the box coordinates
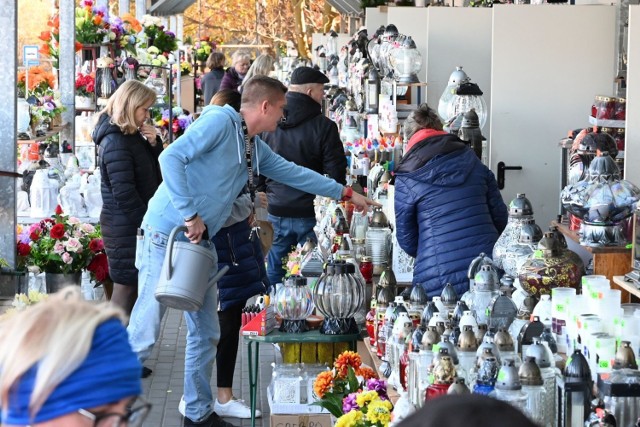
[240,305,276,336]
[270,414,333,427]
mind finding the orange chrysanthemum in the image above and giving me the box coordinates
[356,366,378,381]
[334,351,362,377]
[313,371,334,399]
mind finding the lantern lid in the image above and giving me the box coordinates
[525,337,551,368]
[587,151,621,181]
[460,108,480,128]
[564,349,592,382]
[455,81,483,96]
[467,252,494,280]
[518,222,543,245]
[447,66,468,86]
[495,359,522,390]
[400,36,417,49]
[409,285,428,305]
[519,356,543,386]
[447,377,470,395]
[286,276,308,287]
[383,24,399,38]
[440,283,458,305]
[508,193,534,217]
[537,232,562,257]
[494,328,515,352]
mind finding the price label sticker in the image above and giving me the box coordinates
[599,360,610,369]
[497,370,507,381]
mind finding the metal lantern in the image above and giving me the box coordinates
[274,276,314,333]
[438,66,469,121]
[557,349,593,427]
[314,261,365,335]
[458,109,486,160]
[561,151,640,247]
[326,30,339,58]
[366,65,380,114]
[389,36,422,84]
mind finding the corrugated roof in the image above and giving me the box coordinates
[327,0,363,17]
[148,0,196,15]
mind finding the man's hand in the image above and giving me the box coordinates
[256,191,268,209]
[184,215,206,243]
[350,191,382,211]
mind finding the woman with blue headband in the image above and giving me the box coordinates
[0,287,150,426]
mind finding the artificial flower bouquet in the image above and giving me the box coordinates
[107,13,141,55]
[24,205,105,275]
[138,14,179,55]
[17,66,56,98]
[75,73,96,98]
[31,88,66,125]
[75,0,110,45]
[194,38,215,62]
[284,245,303,277]
[153,106,194,141]
[312,350,392,427]
[39,13,83,69]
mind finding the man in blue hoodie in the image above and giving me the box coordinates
[127,76,377,427]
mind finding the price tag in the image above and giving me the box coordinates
[497,370,506,381]
[23,45,40,66]
[599,360,610,369]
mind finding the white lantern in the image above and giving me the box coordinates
[30,169,58,218]
[390,36,422,84]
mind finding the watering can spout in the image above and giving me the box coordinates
[209,265,229,287]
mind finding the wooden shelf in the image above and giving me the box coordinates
[551,220,631,254]
[612,276,640,303]
[16,126,64,144]
[552,220,632,300]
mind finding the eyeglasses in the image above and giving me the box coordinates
[78,396,151,427]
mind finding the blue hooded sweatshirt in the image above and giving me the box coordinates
[143,104,343,236]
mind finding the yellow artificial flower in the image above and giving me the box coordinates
[366,400,392,426]
[355,390,379,408]
[335,410,363,427]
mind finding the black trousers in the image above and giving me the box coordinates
[217,304,243,388]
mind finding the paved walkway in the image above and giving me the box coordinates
[141,308,278,427]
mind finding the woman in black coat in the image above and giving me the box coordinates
[201,52,226,105]
[92,80,163,315]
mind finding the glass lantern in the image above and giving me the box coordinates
[314,261,365,335]
[95,56,117,102]
[446,79,488,129]
[561,151,640,247]
[389,36,422,84]
[378,24,399,79]
[275,276,314,333]
[438,66,469,121]
[326,30,339,58]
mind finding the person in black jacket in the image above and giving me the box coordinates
[92,80,163,315]
[202,52,226,105]
[259,66,347,286]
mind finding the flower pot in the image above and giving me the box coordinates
[75,95,96,110]
[45,272,82,293]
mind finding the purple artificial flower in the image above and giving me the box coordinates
[43,101,56,111]
[342,393,360,413]
[162,109,170,121]
[18,229,31,244]
[166,31,175,38]
[93,5,107,16]
[366,378,388,400]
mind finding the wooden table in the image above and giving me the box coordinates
[552,221,633,300]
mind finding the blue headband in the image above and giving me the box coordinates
[2,318,142,424]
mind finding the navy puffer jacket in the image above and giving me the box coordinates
[394,131,508,298]
[93,114,163,285]
[212,219,269,311]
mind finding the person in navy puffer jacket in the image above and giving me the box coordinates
[394,104,508,298]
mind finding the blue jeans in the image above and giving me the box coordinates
[127,222,220,423]
[266,214,317,287]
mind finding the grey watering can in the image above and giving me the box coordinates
[155,226,229,311]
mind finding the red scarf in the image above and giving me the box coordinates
[406,129,448,152]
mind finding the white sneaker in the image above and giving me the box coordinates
[214,397,261,419]
[178,396,186,417]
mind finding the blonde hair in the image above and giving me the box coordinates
[231,50,251,66]
[95,80,157,135]
[0,287,126,418]
[243,55,275,81]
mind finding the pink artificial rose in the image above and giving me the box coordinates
[62,252,73,264]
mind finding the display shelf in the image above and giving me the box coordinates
[16,126,64,144]
[551,220,631,254]
[588,116,626,129]
[612,276,640,303]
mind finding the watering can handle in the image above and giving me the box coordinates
[166,226,189,281]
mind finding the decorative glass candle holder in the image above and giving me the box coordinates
[314,261,365,335]
[275,276,314,333]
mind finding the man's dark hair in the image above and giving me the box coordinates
[241,76,287,107]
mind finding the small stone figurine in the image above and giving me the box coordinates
[58,172,88,217]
